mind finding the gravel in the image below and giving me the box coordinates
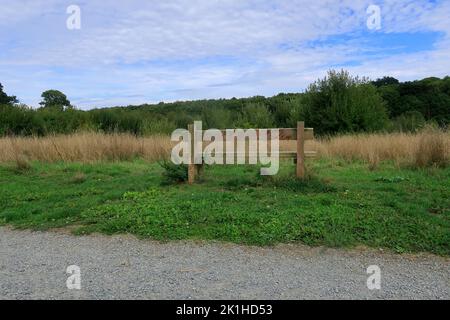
[0,227,448,300]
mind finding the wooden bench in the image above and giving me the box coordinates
[188,121,315,184]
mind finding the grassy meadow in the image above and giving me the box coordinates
[0,129,449,256]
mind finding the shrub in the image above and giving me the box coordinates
[159,160,188,184]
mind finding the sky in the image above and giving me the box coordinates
[1,0,449,109]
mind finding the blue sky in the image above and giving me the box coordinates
[1,0,449,109]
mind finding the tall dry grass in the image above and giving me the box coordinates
[313,126,449,168]
[0,128,448,168]
[0,132,172,163]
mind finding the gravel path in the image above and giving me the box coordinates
[0,227,448,300]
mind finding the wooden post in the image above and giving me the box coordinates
[188,123,196,184]
[296,121,305,178]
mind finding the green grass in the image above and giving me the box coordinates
[0,159,449,255]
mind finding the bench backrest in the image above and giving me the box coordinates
[187,121,314,183]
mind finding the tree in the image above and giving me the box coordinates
[372,76,400,87]
[0,104,44,136]
[392,78,450,125]
[390,111,426,133]
[201,107,233,129]
[377,84,401,117]
[0,83,18,105]
[237,102,274,128]
[39,90,72,111]
[303,70,388,134]
[287,98,307,127]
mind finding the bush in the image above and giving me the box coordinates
[159,160,188,184]
[0,104,45,136]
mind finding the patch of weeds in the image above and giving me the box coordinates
[11,156,32,174]
[222,176,261,189]
[428,206,448,215]
[158,160,188,185]
[123,188,160,201]
[263,175,338,193]
[375,176,408,183]
[223,171,337,193]
[71,172,87,184]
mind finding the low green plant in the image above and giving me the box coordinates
[159,160,188,184]
[266,175,337,193]
[71,172,87,184]
[13,155,32,173]
[375,176,407,183]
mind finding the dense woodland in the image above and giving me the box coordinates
[1,70,449,137]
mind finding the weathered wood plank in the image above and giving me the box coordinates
[205,128,314,141]
[210,151,316,159]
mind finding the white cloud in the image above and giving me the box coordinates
[1,0,449,108]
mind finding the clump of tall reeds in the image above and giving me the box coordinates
[0,132,172,163]
[312,126,449,168]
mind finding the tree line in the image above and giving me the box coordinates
[1,70,449,137]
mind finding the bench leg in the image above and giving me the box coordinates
[296,121,305,179]
[188,163,196,184]
[188,123,196,184]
